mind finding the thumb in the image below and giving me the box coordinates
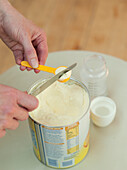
[17,90,39,111]
[23,39,38,68]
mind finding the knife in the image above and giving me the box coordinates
[30,63,77,96]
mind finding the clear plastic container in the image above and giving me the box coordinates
[80,55,109,99]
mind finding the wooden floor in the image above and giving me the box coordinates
[0,0,127,74]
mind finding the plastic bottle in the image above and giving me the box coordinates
[80,55,109,99]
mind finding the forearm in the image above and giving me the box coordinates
[0,0,12,30]
[0,0,11,15]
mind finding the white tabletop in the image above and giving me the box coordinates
[0,51,127,170]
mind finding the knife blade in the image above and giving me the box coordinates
[30,63,77,96]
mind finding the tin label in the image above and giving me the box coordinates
[65,122,79,154]
[29,110,90,168]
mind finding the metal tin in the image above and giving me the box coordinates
[28,78,91,168]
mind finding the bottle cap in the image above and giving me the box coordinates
[90,96,116,127]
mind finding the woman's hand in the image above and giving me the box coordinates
[0,84,39,138]
[0,0,48,73]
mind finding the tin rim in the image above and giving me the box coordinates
[28,77,91,128]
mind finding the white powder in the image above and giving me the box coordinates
[55,66,72,81]
[30,81,89,126]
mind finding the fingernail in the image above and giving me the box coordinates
[30,59,38,68]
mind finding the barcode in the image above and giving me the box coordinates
[62,160,73,167]
[48,158,58,167]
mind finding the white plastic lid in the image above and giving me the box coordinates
[90,96,116,127]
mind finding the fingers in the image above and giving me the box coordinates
[33,31,48,65]
[14,29,48,73]
[0,130,6,138]
[20,65,26,71]
[0,85,38,138]
[0,117,20,138]
[34,70,40,73]
[17,90,39,111]
[23,38,39,68]
[0,118,19,130]
[0,104,29,137]
[27,67,32,71]
[36,41,48,65]
[13,49,24,65]
[13,48,34,71]
[13,106,29,121]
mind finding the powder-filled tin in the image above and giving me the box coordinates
[28,78,91,168]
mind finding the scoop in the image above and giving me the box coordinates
[21,61,72,83]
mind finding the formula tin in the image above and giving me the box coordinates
[28,78,90,168]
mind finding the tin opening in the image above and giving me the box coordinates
[28,78,91,128]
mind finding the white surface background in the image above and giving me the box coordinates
[0,51,127,170]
